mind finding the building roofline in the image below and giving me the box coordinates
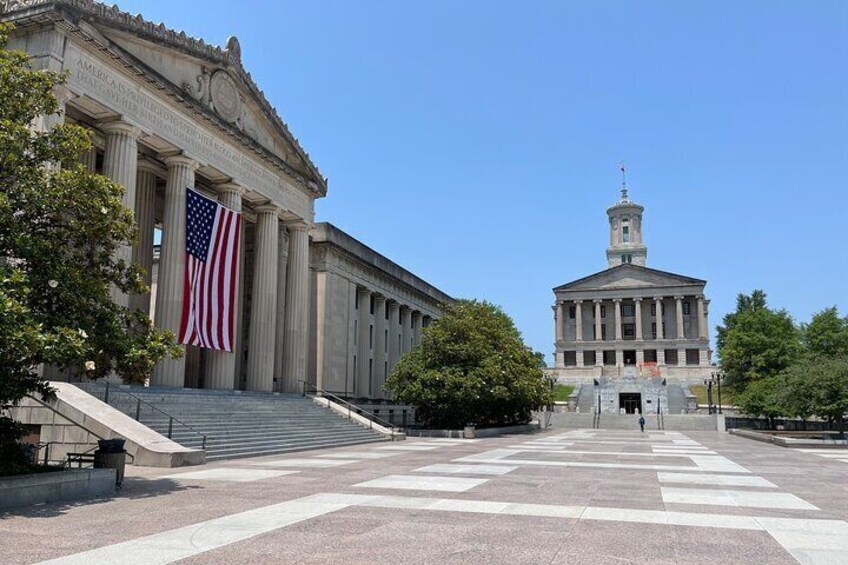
[553,263,707,292]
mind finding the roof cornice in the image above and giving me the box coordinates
[1,0,328,196]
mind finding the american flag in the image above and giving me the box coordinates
[179,188,242,351]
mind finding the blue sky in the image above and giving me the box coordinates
[123,1,847,363]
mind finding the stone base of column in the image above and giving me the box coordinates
[206,350,236,390]
[153,356,185,388]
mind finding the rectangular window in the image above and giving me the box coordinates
[369,325,373,349]
[664,349,678,365]
[603,350,616,365]
[686,349,700,365]
[644,349,657,363]
[651,303,656,316]
[622,219,630,243]
[622,304,634,317]
[583,351,596,366]
[569,306,576,319]
[651,323,657,339]
[601,324,607,340]
[623,323,635,339]
[563,351,577,366]
[683,301,691,315]
[601,305,607,318]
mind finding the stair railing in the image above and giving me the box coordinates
[85,382,208,450]
[298,380,403,438]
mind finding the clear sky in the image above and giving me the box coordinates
[122,0,846,363]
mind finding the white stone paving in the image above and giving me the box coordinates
[353,474,489,492]
[661,486,819,510]
[247,457,357,468]
[412,464,518,475]
[657,472,778,488]
[321,451,398,459]
[161,468,298,482]
[376,444,440,451]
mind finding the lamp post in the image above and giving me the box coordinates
[703,377,714,415]
[712,370,724,414]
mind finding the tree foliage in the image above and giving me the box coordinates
[802,307,848,359]
[0,24,180,472]
[716,290,801,391]
[385,299,553,429]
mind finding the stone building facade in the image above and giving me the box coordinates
[309,223,452,400]
[551,187,712,384]
[2,1,450,399]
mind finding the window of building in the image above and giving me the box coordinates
[664,349,678,365]
[601,324,607,340]
[651,322,657,339]
[622,218,630,243]
[600,305,607,318]
[603,350,616,366]
[563,351,577,366]
[686,349,700,365]
[623,323,635,339]
[644,349,657,363]
[621,254,632,264]
[583,351,596,366]
[569,306,576,319]
[622,304,634,317]
[683,301,691,315]
[651,303,656,316]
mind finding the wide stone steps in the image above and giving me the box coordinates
[73,383,388,460]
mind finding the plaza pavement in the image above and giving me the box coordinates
[2,428,847,564]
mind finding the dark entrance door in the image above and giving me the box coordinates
[619,393,642,414]
[623,350,637,365]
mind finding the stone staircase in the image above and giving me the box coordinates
[74,383,387,461]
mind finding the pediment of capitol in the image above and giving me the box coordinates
[555,264,706,297]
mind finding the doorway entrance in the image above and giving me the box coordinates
[619,393,642,414]
[623,350,637,365]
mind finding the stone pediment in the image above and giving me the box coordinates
[554,265,705,292]
[0,0,326,195]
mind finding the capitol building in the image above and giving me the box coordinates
[550,185,712,385]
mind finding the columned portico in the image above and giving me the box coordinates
[400,306,412,354]
[132,159,158,314]
[281,221,310,393]
[245,205,279,393]
[675,295,685,339]
[355,287,371,398]
[101,120,140,307]
[205,182,245,390]
[373,296,387,398]
[654,297,664,340]
[574,300,583,342]
[153,155,198,388]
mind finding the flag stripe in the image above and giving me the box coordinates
[179,189,242,352]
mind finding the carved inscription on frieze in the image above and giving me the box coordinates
[63,43,310,220]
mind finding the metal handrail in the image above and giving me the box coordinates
[90,382,208,450]
[298,380,402,434]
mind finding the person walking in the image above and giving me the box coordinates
[638,414,646,433]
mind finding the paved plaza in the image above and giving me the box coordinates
[2,430,847,564]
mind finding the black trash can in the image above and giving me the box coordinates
[94,438,127,488]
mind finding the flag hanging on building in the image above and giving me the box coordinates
[179,188,242,351]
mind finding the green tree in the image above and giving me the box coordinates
[783,357,848,436]
[385,299,553,429]
[735,376,785,428]
[802,307,848,358]
[716,290,801,391]
[0,24,180,473]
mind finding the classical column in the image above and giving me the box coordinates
[273,226,289,391]
[576,350,585,367]
[400,306,412,353]
[412,311,423,346]
[205,183,244,390]
[81,142,98,173]
[574,300,583,342]
[355,288,371,397]
[101,121,141,308]
[373,296,387,399]
[634,298,643,340]
[697,296,707,339]
[654,297,664,340]
[131,159,158,314]
[153,155,198,387]
[594,300,602,341]
[675,296,685,339]
[555,302,564,342]
[281,221,310,393]
[613,299,622,341]
[245,206,279,392]
[387,301,400,373]
[657,348,666,365]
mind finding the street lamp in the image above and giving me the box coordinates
[704,371,724,415]
[712,370,724,414]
